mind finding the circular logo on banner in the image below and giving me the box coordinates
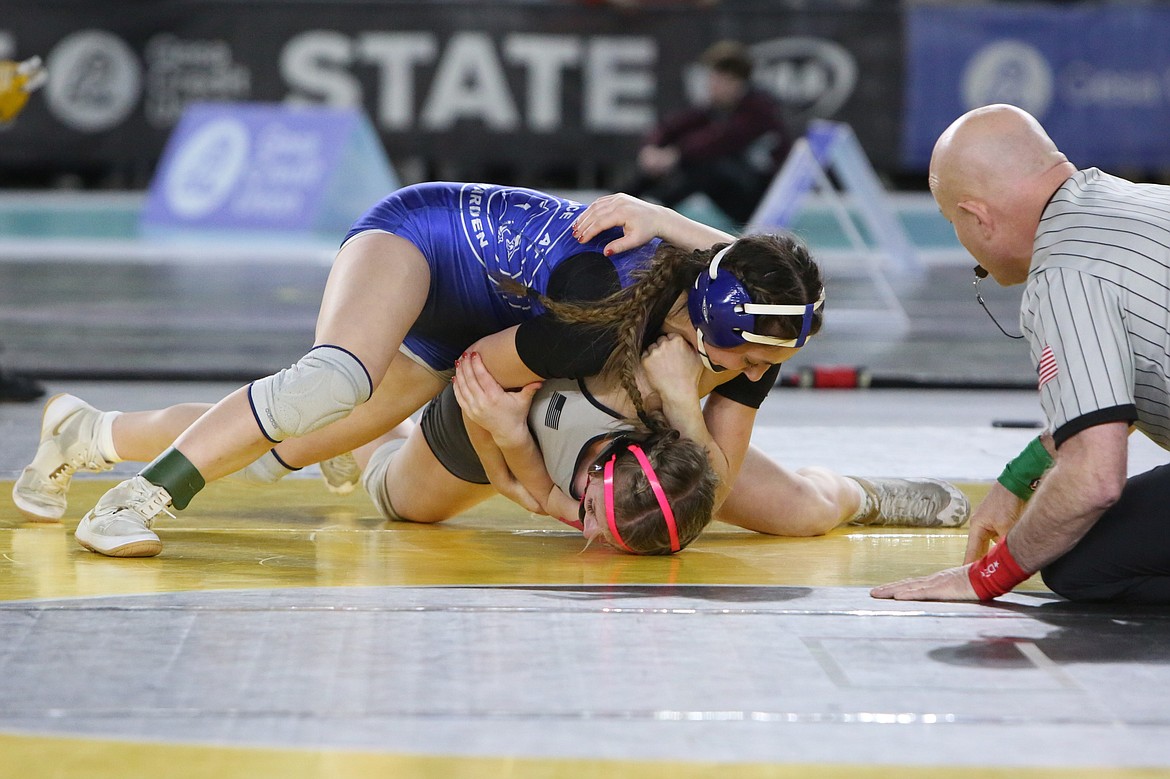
[46,30,143,132]
[962,40,1054,118]
[163,117,251,219]
[748,37,858,117]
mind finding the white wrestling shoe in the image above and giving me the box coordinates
[849,477,970,528]
[320,452,360,495]
[74,476,173,557]
[12,393,116,521]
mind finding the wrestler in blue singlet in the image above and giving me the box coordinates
[343,182,660,370]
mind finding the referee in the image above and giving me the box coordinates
[873,103,1170,604]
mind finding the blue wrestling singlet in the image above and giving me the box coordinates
[343,182,660,370]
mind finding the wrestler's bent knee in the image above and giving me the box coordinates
[249,345,373,442]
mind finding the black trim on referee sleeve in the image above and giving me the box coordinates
[1053,404,1137,448]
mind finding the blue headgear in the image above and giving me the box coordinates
[687,245,825,371]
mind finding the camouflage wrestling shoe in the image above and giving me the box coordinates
[320,451,361,495]
[849,477,970,528]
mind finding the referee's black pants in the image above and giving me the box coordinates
[1042,462,1170,604]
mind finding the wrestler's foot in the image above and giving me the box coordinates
[849,477,970,528]
[13,394,115,521]
[232,449,297,486]
[320,452,360,495]
[75,476,172,557]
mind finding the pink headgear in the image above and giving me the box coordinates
[602,443,681,553]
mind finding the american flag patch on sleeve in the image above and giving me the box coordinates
[544,392,566,429]
[1038,345,1059,389]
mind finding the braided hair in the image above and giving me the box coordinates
[505,232,822,422]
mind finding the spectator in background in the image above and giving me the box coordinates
[624,40,792,226]
[0,57,46,403]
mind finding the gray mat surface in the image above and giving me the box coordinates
[2,584,1168,767]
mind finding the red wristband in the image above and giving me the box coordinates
[967,539,1031,600]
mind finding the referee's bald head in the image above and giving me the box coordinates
[929,104,1076,285]
[931,104,1065,196]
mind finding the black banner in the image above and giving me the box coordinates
[0,1,903,190]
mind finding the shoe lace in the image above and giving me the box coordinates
[98,481,175,526]
[137,490,176,525]
[45,460,80,489]
[46,448,113,488]
[70,452,114,476]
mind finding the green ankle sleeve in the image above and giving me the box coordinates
[997,436,1053,501]
[141,447,206,510]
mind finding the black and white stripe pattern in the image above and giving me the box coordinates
[1024,168,1170,448]
[543,392,566,430]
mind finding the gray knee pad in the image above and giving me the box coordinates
[249,345,372,442]
[362,437,408,521]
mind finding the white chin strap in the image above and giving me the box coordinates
[694,329,726,373]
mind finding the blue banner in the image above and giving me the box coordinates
[903,3,1170,171]
[140,102,397,236]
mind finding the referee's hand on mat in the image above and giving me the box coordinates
[870,565,980,602]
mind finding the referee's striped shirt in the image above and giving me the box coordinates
[1024,167,1170,450]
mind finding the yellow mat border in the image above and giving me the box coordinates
[1,732,1161,779]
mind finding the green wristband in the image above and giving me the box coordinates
[997,436,1053,501]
